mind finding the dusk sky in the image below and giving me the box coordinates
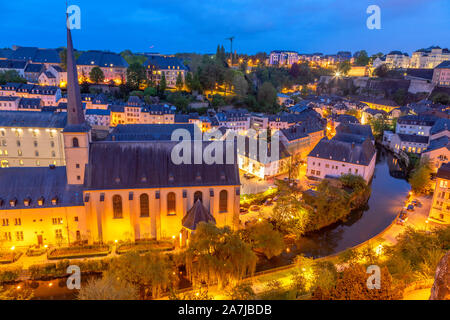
[0,0,448,55]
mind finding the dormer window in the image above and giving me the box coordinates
[195,172,201,181]
[115,177,121,183]
[38,197,44,206]
[141,176,147,182]
[24,198,31,207]
[52,197,58,205]
[10,199,16,207]
[168,173,174,182]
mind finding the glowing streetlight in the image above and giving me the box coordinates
[335,71,341,77]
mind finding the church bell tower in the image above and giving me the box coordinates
[63,13,91,185]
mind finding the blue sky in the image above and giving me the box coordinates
[0,0,448,55]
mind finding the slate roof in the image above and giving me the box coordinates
[280,121,324,142]
[84,141,240,190]
[397,134,429,144]
[364,108,388,116]
[431,118,450,135]
[107,124,197,141]
[0,59,27,69]
[308,137,376,166]
[143,55,188,70]
[18,98,42,109]
[0,49,13,59]
[42,71,56,79]
[333,133,367,145]
[77,51,129,68]
[336,123,374,140]
[435,61,450,69]
[0,111,66,128]
[24,63,45,73]
[0,166,83,210]
[182,200,216,231]
[10,47,60,64]
[406,68,434,80]
[436,162,450,180]
[334,114,359,124]
[85,109,111,116]
[397,115,436,126]
[424,136,450,153]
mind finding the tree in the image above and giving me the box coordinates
[409,157,432,194]
[107,251,175,299]
[431,93,450,105]
[175,72,184,91]
[257,82,277,112]
[393,88,407,106]
[77,274,138,300]
[232,74,248,98]
[185,223,257,289]
[302,179,350,231]
[158,72,167,95]
[313,264,403,300]
[336,61,351,76]
[373,64,389,78]
[184,72,193,92]
[246,221,285,259]
[126,62,146,90]
[354,50,370,66]
[0,70,27,85]
[226,283,256,300]
[272,181,309,238]
[0,285,33,300]
[59,48,67,71]
[89,67,105,84]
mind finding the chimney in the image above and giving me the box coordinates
[351,142,355,149]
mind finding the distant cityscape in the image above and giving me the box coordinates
[0,6,449,302]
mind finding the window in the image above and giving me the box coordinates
[167,192,176,215]
[52,218,63,225]
[2,219,9,226]
[15,231,24,241]
[440,180,448,188]
[35,151,39,157]
[140,193,149,217]
[50,141,55,148]
[194,191,203,203]
[3,232,11,241]
[55,229,63,239]
[219,190,228,212]
[14,218,21,226]
[73,137,79,148]
[51,151,56,157]
[74,216,78,222]
[112,195,123,219]
[76,230,81,241]
[33,141,38,147]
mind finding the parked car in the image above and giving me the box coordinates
[249,205,260,212]
[264,198,273,206]
[411,199,422,207]
[397,211,409,225]
[406,204,414,212]
[240,208,248,214]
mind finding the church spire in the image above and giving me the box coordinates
[66,10,85,126]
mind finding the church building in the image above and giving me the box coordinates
[0,19,240,248]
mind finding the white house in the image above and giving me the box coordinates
[307,137,377,183]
